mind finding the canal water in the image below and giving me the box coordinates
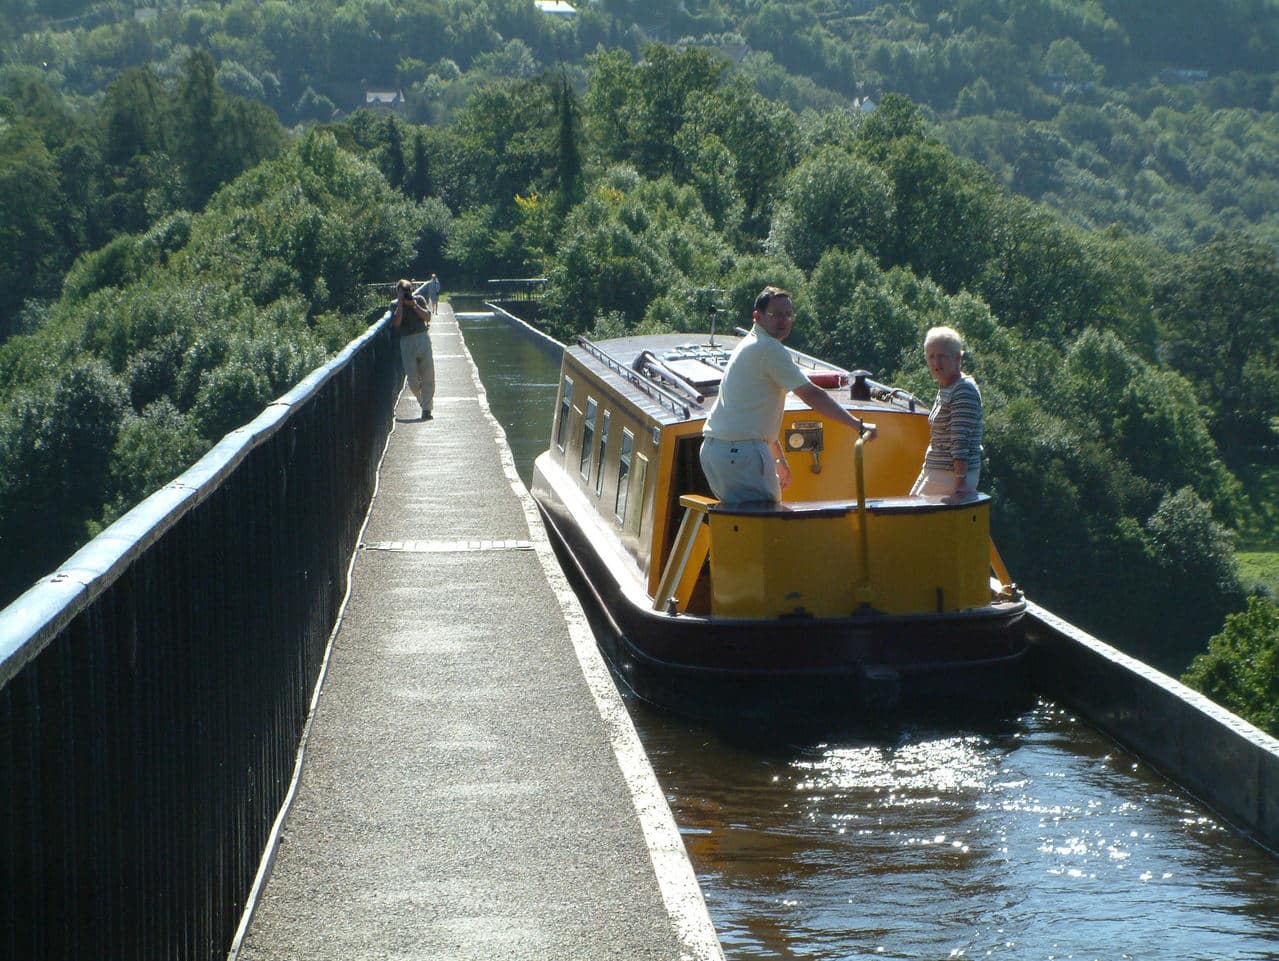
[457,302,1279,961]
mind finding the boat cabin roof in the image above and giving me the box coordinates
[565,333,926,427]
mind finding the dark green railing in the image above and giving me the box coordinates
[486,276,546,301]
[0,314,400,961]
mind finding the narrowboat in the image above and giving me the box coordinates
[530,332,1027,722]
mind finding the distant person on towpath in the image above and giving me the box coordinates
[910,325,981,497]
[425,273,441,313]
[700,285,876,505]
[392,278,434,420]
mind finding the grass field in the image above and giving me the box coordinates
[1239,551,1279,597]
[1233,462,1278,597]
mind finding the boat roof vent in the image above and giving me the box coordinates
[658,357,724,395]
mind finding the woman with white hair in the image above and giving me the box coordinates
[910,326,982,497]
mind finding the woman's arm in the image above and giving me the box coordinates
[949,381,981,490]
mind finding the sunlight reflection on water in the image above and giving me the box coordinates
[643,702,1279,960]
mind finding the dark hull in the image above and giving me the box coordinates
[533,475,1030,724]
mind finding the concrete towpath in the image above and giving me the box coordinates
[233,302,723,961]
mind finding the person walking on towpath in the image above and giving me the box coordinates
[392,278,435,420]
[425,273,441,313]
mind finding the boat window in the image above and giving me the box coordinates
[615,428,634,524]
[556,377,573,451]
[633,452,649,536]
[596,410,610,496]
[580,397,597,480]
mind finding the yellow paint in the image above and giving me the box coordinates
[708,501,992,618]
[709,509,860,617]
[779,409,930,501]
[653,495,714,613]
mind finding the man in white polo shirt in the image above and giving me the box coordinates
[700,286,876,504]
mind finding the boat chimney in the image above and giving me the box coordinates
[850,370,873,401]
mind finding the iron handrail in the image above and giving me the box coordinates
[574,337,692,419]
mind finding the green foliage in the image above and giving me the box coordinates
[1235,464,1279,551]
[0,51,284,342]
[190,359,272,441]
[980,397,1246,670]
[0,118,64,328]
[585,45,729,179]
[0,355,127,598]
[541,171,732,339]
[1143,486,1248,662]
[0,127,413,605]
[767,148,894,271]
[802,248,917,376]
[1059,328,1240,515]
[100,398,208,527]
[62,233,145,299]
[1155,233,1279,463]
[552,70,584,216]
[1183,596,1279,737]
[455,77,556,216]
[678,75,800,233]
[178,130,423,314]
[542,189,666,339]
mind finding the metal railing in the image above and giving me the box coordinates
[0,314,401,961]
[486,277,546,301]
[574,336,692,419]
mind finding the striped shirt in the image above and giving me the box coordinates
[923,375,982,473]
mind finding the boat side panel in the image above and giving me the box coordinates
[547,353,669,583]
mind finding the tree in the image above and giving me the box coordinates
[455,78,557,218]
[1141,487,1247,668]
[679,132,744,234]
[584,45,727,179]
[0,357,127,598]
[409,131,433,200]
[172,49,221,209]
[101,398,208,527]
[802,248,915,375]
[0,121,62,331]
[632,45,728,176]
[584,48,641,164]
[1042,37,1104,85]
[101,67,166,167]
[383,116,406,189]
[875,135,1000,294]
[295,86,336,123]
[552,70,584,215]
[1155,233,1279,463]
[767,147,894,271]
[1183,596,1279,737]
[1060,328,1238,513]
[679,77,800,234]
